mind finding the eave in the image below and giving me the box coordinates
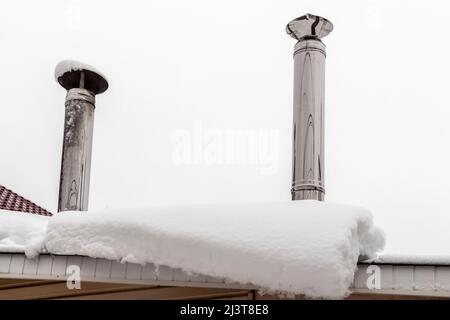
[1,253,450,299]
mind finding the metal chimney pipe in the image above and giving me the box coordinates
[286,14,333,201]
[55,60,108,212]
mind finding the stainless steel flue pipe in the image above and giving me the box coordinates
[286,14,333,201]
[55,61,108,212]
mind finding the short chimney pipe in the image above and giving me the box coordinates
[286,14,333,201]
[55,60,108,212]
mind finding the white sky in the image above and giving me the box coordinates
[1,0,449,255]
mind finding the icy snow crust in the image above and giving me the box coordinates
[44,201,384,298]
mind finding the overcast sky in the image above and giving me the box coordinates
[1,0,449,255]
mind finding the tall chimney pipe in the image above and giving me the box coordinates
[286,14,333,201]
[55,60,108,212]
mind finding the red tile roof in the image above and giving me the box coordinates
[0,185,52,216]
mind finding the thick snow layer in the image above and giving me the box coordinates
[54,60,107,82]
[45,201,385,298]
[0,210,49,257]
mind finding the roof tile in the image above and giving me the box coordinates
[0,185,52,216]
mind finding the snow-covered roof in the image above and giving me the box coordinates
[374,254,450,266]
[0,201,384,298]
[0,185,52,216]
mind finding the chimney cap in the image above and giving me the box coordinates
[55,60,109,95]
[286,13,333,41]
